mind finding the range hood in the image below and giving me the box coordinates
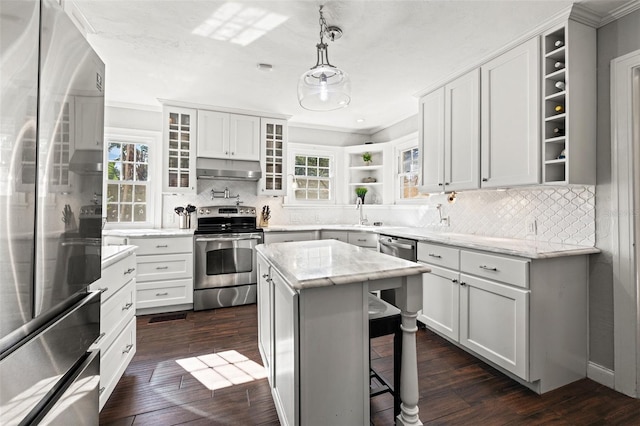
[69,149,104,175]
[196,158,262,181]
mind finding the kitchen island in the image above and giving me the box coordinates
[256,239,430,426]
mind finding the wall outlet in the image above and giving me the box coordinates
[526,218,537,235]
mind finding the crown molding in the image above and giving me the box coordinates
[598,0,640,27]
[287,121,372,135]
[106,101,162,112]
[157,98,292,121]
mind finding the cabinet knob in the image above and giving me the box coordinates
[482,178,488,182]
[262,274,269,278]
[452,279,458,284]
[445,182,450,185]
[438,183,443,187]
[460,282,467,286]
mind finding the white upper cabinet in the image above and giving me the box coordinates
[259,118,288,196]
[481,37,540,188]
[197,110,260,161]
[420,68,480,193]
[163,106,196,193]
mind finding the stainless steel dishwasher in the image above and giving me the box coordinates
[378,234,418,305]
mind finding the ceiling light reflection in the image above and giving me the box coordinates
[192,3,288,46]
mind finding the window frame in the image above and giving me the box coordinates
[285,144,338,205]
[394,134,425,204]
[103,127,160,229]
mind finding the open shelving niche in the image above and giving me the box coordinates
[541,20,596,185]
[344,144,392,205]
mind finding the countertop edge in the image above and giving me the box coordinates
[102,245,137,268]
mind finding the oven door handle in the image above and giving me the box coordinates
[379,239,415,251]
[195,235,262,243]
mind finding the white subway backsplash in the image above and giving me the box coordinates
[162,182,595,247]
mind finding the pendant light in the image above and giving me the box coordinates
[297,5,351,111]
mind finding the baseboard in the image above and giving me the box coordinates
[587,362,615,388]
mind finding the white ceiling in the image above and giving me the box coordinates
[72,0,632,134]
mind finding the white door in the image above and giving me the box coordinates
[445,68,480,191]
[481,37,540,187]
[229,114,260,161]
[419,264,460,341]
[197,110,229,158]
[459,273,529,380]
[420,87,445,193]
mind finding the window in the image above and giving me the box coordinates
[395,136,424,202]
[106,138,150,223]
[293,154,332,201]
[286,144,337,204]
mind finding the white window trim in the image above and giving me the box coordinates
[103,127,161,229]
[393,133,426,204]
[284,143,340,205]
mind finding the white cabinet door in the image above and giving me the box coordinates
[420,68,479,193]
[257,256,273,380]
[74,95,103,150]
[481,37,540,188]
[272,269,299,426]
[229,114,260,161]
[420,264,460,341]
[420,87,445,193]
[197,110,228,159]
[445,68,480,191]
[163,106,196,193]
[459,273,529,380]
[260,118,288,196]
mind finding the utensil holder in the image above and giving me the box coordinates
[179,215,190,229]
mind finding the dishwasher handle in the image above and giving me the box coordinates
[379,239,415,251]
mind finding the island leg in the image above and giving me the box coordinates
[396,274,423,426]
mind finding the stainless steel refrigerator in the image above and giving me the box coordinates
[1,0,105,423]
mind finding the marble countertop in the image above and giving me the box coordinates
[102,245,136,268]
[103,228,194,237]
[263,224,599,259]
[256,239,430,291]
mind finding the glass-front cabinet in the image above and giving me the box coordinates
[163,106,196,193]
[259,118,287,196]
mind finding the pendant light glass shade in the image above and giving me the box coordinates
[298,8,351,111]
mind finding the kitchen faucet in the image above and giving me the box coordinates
[355,197,368,225]
[436,203,449,226]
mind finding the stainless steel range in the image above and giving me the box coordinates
[193,205,264,311]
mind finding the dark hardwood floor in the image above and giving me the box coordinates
[100,305,640,425]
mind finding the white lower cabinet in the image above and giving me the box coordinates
[459,273,529,380]
[418,241,588,393]
[264,231,318,244]
[90,249,137,410]
[257,256,272,376]
[128,236,194,314]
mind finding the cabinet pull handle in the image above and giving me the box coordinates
[98,287,108,293]
[124,267,136,275]
[479,265,498,271]
[262,274,269,278]
[156,244,168,248]
[428,253,442,259]
[93,332,106,345]
[156,292,169,296]
[99,386,105,395]
[482,178,488,182]
[122,344,134,354]
[122,302,133,311]
[357,238,367,242]
[156,266,169,270]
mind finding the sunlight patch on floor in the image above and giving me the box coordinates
[176,350,267,391]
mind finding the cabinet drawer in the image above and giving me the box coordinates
[320,231,348,243]
[91,278,135,354]
[137,278,193,309]
[418,242,460,269]
[129,236,192,256]
[264,231,317,244]
[347,232,377,248]
[136,253,193,282]
[92,251,136,301]
[460,250,529,288]
[99,317,136,410]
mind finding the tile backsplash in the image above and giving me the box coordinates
[163,182,595,247]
